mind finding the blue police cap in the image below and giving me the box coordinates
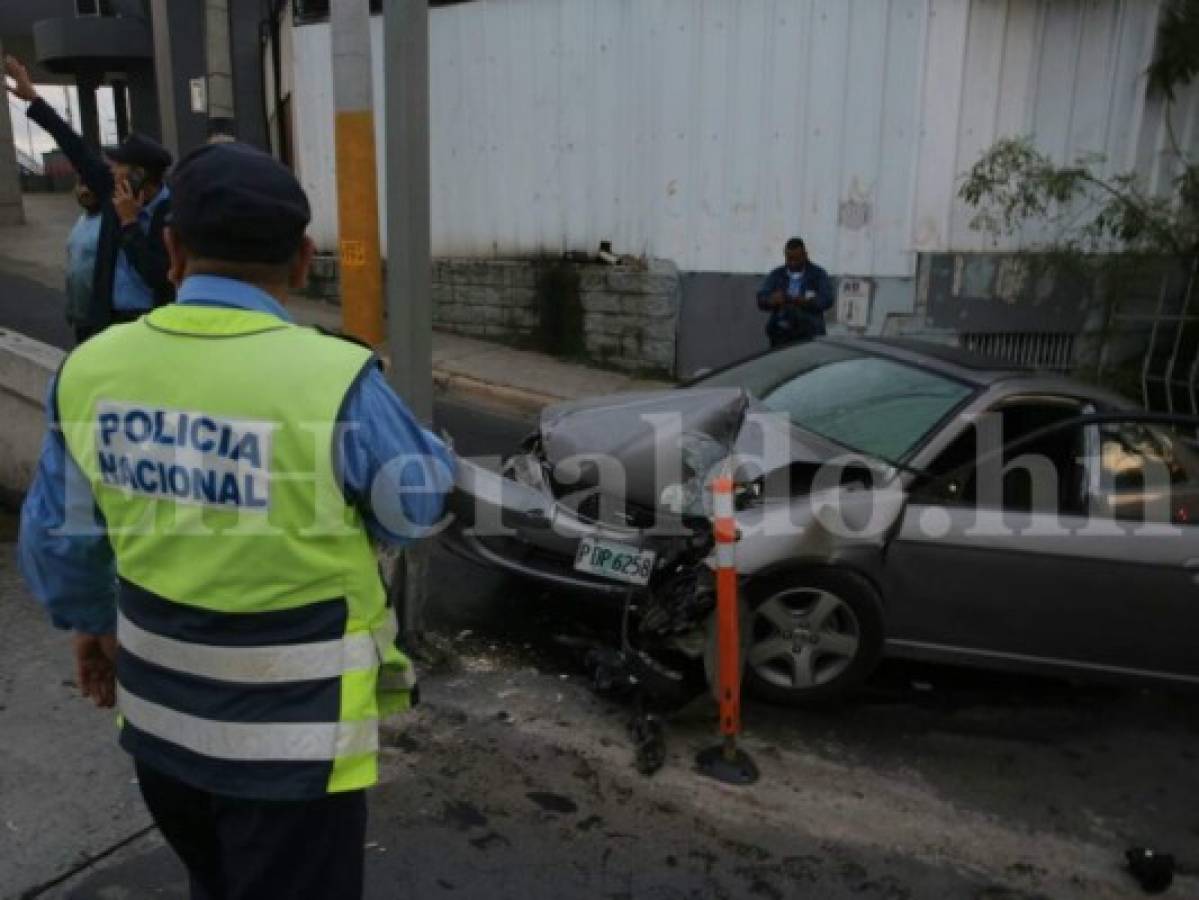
[169,142,311,264]
[106,132,172,172]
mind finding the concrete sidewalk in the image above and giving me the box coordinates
[0,192,80,291]
[0,192,671,417]
[285,295,670,417]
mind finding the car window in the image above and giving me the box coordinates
[917,402,1088,514]
[917,425,978,505]
[1087,421,1199,525]
[697,344,972,463]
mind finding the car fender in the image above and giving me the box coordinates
[727,484,906,579]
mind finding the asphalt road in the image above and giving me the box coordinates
[0,269,74,349]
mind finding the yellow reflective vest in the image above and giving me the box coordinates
[56,304,414,800]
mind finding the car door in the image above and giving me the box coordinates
[1063,415,1199,678]
[885,408,1199,683]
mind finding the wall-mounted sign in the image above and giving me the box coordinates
[838,198,872,230]
[189,77,207,114]
[837,277,872,330]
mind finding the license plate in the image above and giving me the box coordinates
[573,538,656,586]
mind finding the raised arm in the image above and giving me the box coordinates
[5,55,114,198]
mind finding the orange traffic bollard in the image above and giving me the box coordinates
[696,473,759,785]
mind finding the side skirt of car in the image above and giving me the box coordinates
[884,638,1199,688]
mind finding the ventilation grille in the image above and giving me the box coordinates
[961,332,1075,372]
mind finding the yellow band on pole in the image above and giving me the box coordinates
[334,110,384,346]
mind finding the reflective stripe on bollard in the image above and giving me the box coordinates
[696,473,760,785]
[712,475,741,737]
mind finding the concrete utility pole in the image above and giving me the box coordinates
[384,0,433,638]
[112,81,130,142]
[384,0,432,419]
[331,0,385,346]
[149,0,180,158]
[0,39,25,226]
[204,0,236,139]
[76,74,102,150]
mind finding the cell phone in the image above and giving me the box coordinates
[126,168,147,196]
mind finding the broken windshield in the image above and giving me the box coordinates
[696,343,973,463]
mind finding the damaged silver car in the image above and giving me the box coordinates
[444,338,1199,703]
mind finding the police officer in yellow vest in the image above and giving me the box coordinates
[18,142,456,899]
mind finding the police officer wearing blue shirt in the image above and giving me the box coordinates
[18,141,456,899]
[756,237,835,348]
[65,180,103,344]
[6,55,175,338]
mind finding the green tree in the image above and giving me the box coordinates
[957,1,1199,405]
[958,0,1199,257]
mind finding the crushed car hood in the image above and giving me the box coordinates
[538,388,847,511]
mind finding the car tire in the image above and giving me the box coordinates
[738,568,884,705]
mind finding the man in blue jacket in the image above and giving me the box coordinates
[6,55,174,335]
[756,237,834,348]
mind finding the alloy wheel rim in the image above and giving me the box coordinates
[749,587,861,690]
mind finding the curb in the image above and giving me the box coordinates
[0,329,64,504]
[432,367,563,419]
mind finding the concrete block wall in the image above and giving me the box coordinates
[433,258,680,375]
[431,259,540,344]
[574,261,679,374]
[307,255,682,376]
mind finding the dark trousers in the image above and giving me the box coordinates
[135,761,368,900]
[769,332,813,349]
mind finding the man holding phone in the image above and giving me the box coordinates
[756,237,834,348]
[6,55,175,333]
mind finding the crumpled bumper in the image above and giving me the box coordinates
[441,457,700,597]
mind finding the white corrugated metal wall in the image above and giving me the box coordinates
[918,0,1199,253]
[292,0,929,275]
[289,0,1193,275]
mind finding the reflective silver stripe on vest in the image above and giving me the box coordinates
[118,686,379,761]
[117,612,378,684]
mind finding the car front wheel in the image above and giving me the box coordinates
[741,569,884,705]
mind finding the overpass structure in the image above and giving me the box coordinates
[0,0,269,227]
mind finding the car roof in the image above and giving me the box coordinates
[821,336,1137,407]
[824,336,1023,382]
